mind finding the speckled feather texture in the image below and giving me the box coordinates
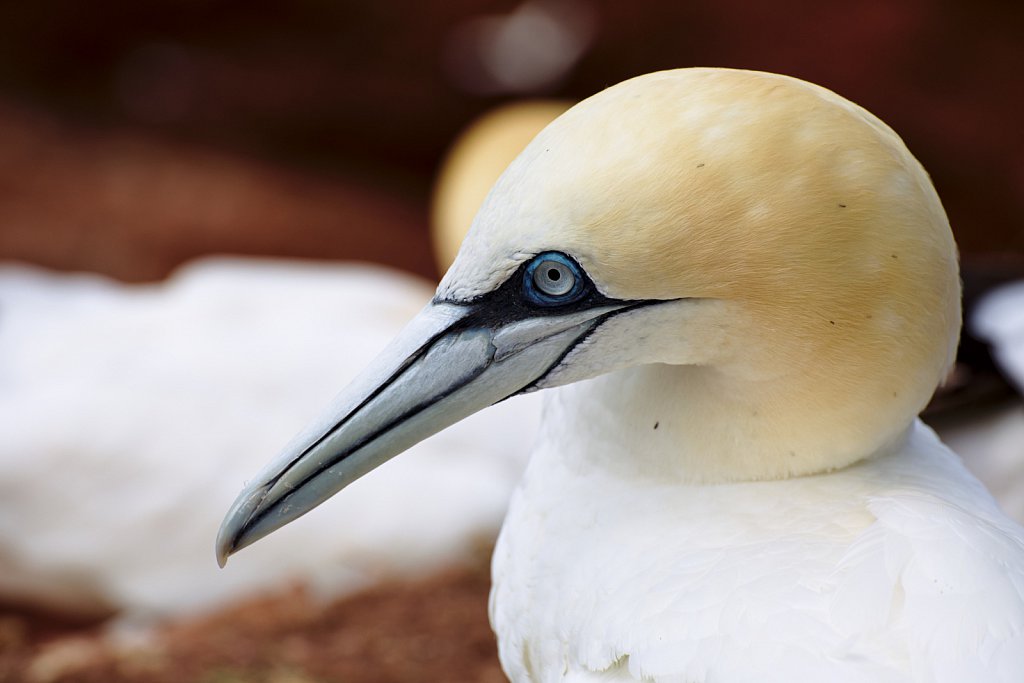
[442,68,960,485]
[492,417,1024,682]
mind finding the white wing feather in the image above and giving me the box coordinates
[492,421,1024,682]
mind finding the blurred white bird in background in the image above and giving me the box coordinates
[939,281,1024,522]
[0,258,538,618]
[974,281,1024,392]
[0,100,561,621]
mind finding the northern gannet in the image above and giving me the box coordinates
[217,69,1024,681]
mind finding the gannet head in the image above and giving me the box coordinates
[217,68,959,565]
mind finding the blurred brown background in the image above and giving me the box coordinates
[1,2,1023,682]
[0,0,1022,284]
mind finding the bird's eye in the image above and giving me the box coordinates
[534,261,574,296]
[523,252,586,306]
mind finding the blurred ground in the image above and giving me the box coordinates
[0,559,500,683]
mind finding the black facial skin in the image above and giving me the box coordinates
[223,253,660,552]
[434,251,617,327]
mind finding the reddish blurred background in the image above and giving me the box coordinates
[0,0,1021,284]
[1,2,1023,681]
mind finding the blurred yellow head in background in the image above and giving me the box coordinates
[431,101,571,271]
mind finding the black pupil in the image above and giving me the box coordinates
[547,268,561,281]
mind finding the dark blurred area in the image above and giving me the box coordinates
[0,0,1021,283]
[2,3,1024,681]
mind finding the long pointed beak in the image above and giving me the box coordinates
[216,298,634,566]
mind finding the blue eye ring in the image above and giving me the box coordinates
[522,252,587,306]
